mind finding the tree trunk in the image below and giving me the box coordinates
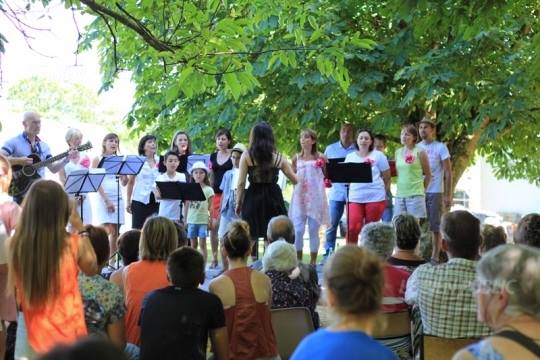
[447,117,491,193]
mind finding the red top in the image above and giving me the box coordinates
[224,267,278,360]
[382,264,411,313]
[17,235,87,353]
[124,260,169,344]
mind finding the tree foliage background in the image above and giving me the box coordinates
[2,0,540,187]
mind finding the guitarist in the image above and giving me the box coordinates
[0,112,76,204]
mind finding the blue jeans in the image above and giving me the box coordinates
[381,206,393,223]
[324,200,346,254]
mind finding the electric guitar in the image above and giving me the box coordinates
[8,141,93,197]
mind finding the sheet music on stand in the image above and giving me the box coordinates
[98,155,146,176]
[187,154,210,173]
[64,168,106,222]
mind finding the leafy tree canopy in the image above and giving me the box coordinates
[2,0,540,186]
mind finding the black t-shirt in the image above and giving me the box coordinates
[210,152,233,193]
[139,286,225,360]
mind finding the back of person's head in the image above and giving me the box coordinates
[9,180,70,308]
[324,245,384,317]
[38,337,127,360]
[139,216,178,261]
[117,229,141,266]
[514,213,540,248]
[174,222,188,247]
[84,225,110,268]
[248,122,275,165]
[266,215,294,244]
[167,247,205,288]
[393,213,421,250]
[359,222,395,259]
[0,153,12,193]
[441,210,480,259]
[480,224,507,254]
[223,220,251,259]
[262,240,297,273]
[476,244,540,320]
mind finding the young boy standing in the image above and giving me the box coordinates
[139,247,228,360]
[154,151,187,223]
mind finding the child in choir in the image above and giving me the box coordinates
[154,151,187,223]
[289,129,329,265]
[217,143,246,271]
[185,161,215,264]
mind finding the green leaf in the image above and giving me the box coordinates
[224,73,242,100]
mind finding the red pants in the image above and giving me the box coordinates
[346,200,387,245]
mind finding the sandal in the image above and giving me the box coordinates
[210,260,219,269]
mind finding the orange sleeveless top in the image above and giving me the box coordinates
[124,260,169,345]
[17,235,87,353]
[224,267,278,360]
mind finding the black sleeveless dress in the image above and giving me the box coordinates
[241,153,287,239]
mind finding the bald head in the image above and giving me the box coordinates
[267,215,294,244]
[23,112,41,136]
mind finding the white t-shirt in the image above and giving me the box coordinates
[155,172,187,221]
[345,150,390,203]
[419,140,450,193]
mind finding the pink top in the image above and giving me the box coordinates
[289,157,329,225]
[0,198,20,322]
[124,260,169,345]
[224,267,278,360]
[382,265,410,313]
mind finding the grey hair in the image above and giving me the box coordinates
[65,128,83,143]
[359,222,395,259]
[262,240,298,272]
[477,244,540,319]
[267,215,294,244]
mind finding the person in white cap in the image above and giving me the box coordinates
[184,161,215,265]
[217,143,246,271]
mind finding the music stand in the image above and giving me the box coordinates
[155,181,206,223]
[187,154,210,173]
[326,161,373,245]
[64,169,106,223]
[98,155,146,233]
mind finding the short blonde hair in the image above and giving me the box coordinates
[139,216,178,261]
[65,128,83,144]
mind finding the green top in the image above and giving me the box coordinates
[186,185,215,224]
[395,146,424,197]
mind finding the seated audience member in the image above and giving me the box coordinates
[209,220,279,360]
[360,223,411,359]
[174,222,188,247]
[360,223,410,313]
[37,337,127,360]
[453,244,540,360]
[388,213,426,272]
[405,210,491,338]
[262,240,320,328]
[123,216,178,345]
[78,225,126,349]
[252,215,319,289]
[109,230,141,289]
[291,246,397,360]
[514,213,540,248]
[479,224,506,256]
[140,247,227,360]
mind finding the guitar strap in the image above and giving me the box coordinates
[22,132,42,157]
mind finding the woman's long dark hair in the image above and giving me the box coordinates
[249,122,275,165]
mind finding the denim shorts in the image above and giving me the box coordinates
[394,195,427,219]
[187,223,208,239]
